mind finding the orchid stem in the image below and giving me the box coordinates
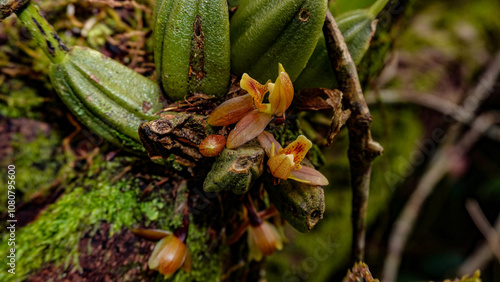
[16,0,68,64]
[323,10,383,263]
[243,194,262,227]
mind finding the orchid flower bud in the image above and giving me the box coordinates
[148,234,192,278]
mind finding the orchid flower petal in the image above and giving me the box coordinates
[149,234,188,278]
[207,94,255,126]
[226,111,273,149]
[247,226,264,262]
[157,237,188,277]
[290,166,329,186]
[240,73,269,112]
[247,221,283,262]
[181,250,192,273]
[269,63,293,116]
[280,135,312,169]
[148,234,173,270]
[267,222,284,251]
[257,131,283,157]
[267,154,294,180]
[267,82,275,96]
[278,63,294,111]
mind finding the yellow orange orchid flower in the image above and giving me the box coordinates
[207,64,294,149]
[148,233,192,278]
[227,197,283,262]
[247,220,283,262]
[257,131,329,186]
[132,228,192,278]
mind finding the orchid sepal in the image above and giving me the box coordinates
[257,130,282,157]
[207,94,255,126]
[247,221,283,262]
[269,63,294,117]
[148,234,191,278]
[226,111,273,149]
[240,73,269,112]
[290,166,329,186]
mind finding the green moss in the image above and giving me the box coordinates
[0,81,46,119]
[0,153,227,281]
[0,131,63,214]
[167,221,227,282]
[86,23,114,49]
[0,156,166,281]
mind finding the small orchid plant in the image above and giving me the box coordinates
[208,64,328,186]
[207,63,293,149]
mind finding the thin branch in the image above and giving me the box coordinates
[382,147,451,282]
[365,90,500,143]
[382,112,500,282]
[323,10,383,262]
[382,51,500,281]
[465,199,500,263]
[381,55,500,282]
[86,0,151,13]
[458,208,500,275]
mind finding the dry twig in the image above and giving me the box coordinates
[465,199,500,263]
[86,0,151,13]
[382,112,499,282]
[323,10,383,262]
[458,207,500,275]
[366,93,500,144]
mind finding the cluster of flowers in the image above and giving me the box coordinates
[140,64,329,278]
[209,63,328,186]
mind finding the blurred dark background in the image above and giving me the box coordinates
[268,0,500,281]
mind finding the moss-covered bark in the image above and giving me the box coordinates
[0,146,230,281]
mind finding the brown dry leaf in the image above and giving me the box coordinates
[294,88,351,145]
[343,262,379,282]
[294,88,342,110]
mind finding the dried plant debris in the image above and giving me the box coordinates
[343,262,379,282]
[295,87,351,144]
